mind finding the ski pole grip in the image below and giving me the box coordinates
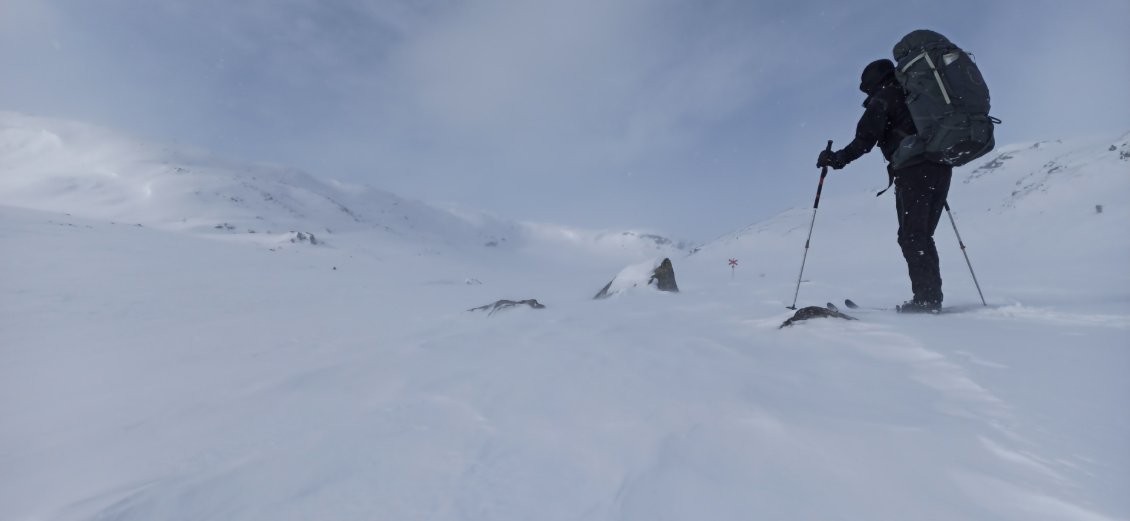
[813,139,833,208]
[819,140,834,177]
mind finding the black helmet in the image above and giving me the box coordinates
[859,59,895,94]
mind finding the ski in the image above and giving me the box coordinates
[844,298,995,315]
[843,299,889,311]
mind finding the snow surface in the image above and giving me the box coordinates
[1,113,1128,520]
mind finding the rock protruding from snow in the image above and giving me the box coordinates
[468,299,546,316]
[651,258,678,292]
[289,231,318,245]
[779,305,857,328]
[593,257,679,299]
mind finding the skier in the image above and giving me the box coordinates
[816,58,952,313]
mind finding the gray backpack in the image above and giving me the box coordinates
[890,30,999,169]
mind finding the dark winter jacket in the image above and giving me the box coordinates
[838,59,917,165]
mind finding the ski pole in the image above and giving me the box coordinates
[943,201,987,306]
[788,140,833,310]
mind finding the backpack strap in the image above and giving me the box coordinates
[922,53,952,105]
[900,52,928,72]
[903,51,953,105]
[878,126,912,197]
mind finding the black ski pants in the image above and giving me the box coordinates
[893,162,952,304]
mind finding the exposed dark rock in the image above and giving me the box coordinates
[290,231,317,245]
[468,299,546,316]
[637,233,672,247]
[650,258,679,292]
[593,258,680,299]
[779,305,857,328]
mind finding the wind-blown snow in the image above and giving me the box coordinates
[1,114,1127,520]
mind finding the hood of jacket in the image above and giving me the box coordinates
[860,59,896,95]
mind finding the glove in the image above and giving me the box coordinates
[816,149,847,170]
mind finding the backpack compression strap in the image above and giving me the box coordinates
[903,51,953,105]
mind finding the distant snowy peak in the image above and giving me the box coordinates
[516,221,689,262]
[0,112,515,248]
[0,112,687,258]
[615,230,693,251]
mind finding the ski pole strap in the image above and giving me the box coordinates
[876,165,895,197]
[875,178,893,197]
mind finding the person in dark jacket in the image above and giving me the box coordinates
[817,58,953,313]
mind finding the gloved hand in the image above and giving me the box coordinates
[816,149,847,170]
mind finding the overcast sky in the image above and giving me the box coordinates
[3,0,1128,240]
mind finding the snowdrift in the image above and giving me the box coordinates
[2,115,1127,521]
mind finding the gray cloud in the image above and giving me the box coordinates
[2,0,1127,239]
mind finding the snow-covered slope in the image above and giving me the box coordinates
[1,118,1127,521]
[0,112,685,261]
[688,133,1130,306]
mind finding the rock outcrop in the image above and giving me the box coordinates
[594,258,680,300]
[468,299,546,316]
[779,305,856,328]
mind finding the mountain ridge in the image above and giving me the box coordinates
[0,112,686,260]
